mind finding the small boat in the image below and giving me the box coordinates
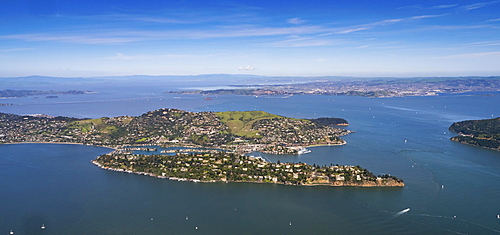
[497,215,500,219]
[186,216,188,220]
[289,221,292,226]
[10,230,14,234]
[41,224,46,229]
[297,148,311,155]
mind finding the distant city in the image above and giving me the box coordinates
[173,77,500,98]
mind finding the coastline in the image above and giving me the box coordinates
[0,141,117,150]
[91,160,404,187]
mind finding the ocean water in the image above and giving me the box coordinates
[1,89,499,234]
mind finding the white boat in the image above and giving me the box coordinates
[41,224,46,229]
[297,148,311,154]
[10,230,14,234]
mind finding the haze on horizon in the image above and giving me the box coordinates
[1,0,499,78]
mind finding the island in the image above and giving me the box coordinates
[93,151,404,187]
[0,89,91,98]
[449,117,500,151]
[0,108,404,187]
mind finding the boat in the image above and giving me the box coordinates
[297,148,311,155]
[10,230,14,234]
[41,224,46,229]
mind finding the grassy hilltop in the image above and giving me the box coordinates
[216,111,283,138]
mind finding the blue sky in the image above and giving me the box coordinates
[1,0,499,77]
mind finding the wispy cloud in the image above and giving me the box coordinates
[439,51,500,59]
[411,14,448,20]
[431,4,458,9]
[263,35,341,47]
[463,0,500,10]
[287,18,305,25]
[0,48,33,52]
[1,33,143,44]
[336,27,369,34]
[107,53,212,60]
[467,40,500,46]
[486,18,500,22]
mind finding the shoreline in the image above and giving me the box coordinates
[91,160,404,187]
[0,141,117,150]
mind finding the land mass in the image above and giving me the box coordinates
[93,151,404,187]
[0,108,405,187]
[0,109,350,154]
[170,77,500,98]
[0,89,91,98]
[449,117,500,151]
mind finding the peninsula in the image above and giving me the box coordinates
[170,77,500,98]
[449,117,500,151]
[0,108,404,187]
[0,109,351,154]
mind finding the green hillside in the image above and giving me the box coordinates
[216,111,283,138]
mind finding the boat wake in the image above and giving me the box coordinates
[395,208,411,217]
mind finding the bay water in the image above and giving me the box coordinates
[1,87,499,234]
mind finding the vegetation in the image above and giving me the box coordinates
[216,111,283,137]
[94,151,404,187]
[0,108,351,154]
[449,117,500,151]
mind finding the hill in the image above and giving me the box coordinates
[449,117,500,151]
[0,109,351,154]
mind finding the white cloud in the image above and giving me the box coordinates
[106,53,208,60]
[0,48,33,52]
[439,51,500,59]
[287,18,305,25]
[239,66,255,70]
[337,27,369,34]
[486,18,500,22]
[467,40,500,46]
[463,0,500,11]
[1,34,142,44]
[411,14,447,20]
[432,4,458,9]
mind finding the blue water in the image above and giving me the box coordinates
[1,88,499,234]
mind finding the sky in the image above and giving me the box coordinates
[0,0,499,77]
